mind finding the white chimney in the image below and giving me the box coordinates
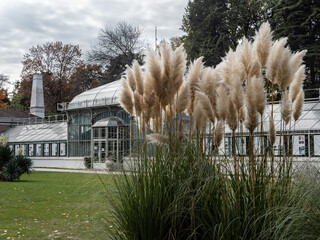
[30,73,45,118]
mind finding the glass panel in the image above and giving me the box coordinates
[293,135,306,156]
[101,128,106,138]
[254,137,266,155]
[235,137,246,155]
[80,142,90,156]
[101,141,106,162]
[69,125,79,140]
[36,144,42,156]
[14,145,20,156]
[22,145,27,156]
[52,143,58,156]
[71,115,79,124]
[60,143,66,156]
[68,142,78,157]
[93,142,99,162]
[80,115,90,124]
[44,143,50,156]
[273,136,284,156]
[80,125,91,140]
[108,127,117,139]
[93,128,99,139]
[29,144,34,156]
[314,135,320,156]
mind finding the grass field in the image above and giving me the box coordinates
[0,171,117,240]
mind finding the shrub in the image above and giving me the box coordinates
[1,160,21,181]
[0,145,13,170]
[15,155,33,175]
[0,146,33,182]
[84,157,92,169]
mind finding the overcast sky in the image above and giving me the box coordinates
[0,0,187,92]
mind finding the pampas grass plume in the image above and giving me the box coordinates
[120,79,134,116]
[214,120,225,148]
[290,50,307,75]
[176,82,190,114]
[281,90,292,125]
[253,21,272,67]
[195,91,215,124]
[171,44,186,92]
[216,85,229,121]
[193,101,207,132]
[133,90,143,117]
[133,60,144,95]
[187,57,204,114]
[268,117,275,146]
[226,97,238,131]
[127,66,136,92]
[276,46,293,91]
[253,76,266,115]
[293,89,304,122]
[266,38,287,83]
[289,65,306,102]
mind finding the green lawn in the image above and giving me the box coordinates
[0,171,118,240]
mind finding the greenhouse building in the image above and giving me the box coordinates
[3,77,320,169]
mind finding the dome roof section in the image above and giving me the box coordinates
[68,80,122,110]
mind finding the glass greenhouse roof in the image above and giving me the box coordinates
[224,101,320,134]
[68,80,122,110]
[5,122,67,143]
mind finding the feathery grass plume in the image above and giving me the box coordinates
[253,76,266,115]
[239,106,246,123]
[232,80,245,113]
[281,90,292,125]
[176,82,190,114]
[226,96,238,131]
[195,91,215,124]
[216,85,229,121]
[193,101,207,132]
[290,50,307,75]
[253,21,272,67]
[248,56,261,79]
[266,38,288,83]
[276,46,293,91]
[132,60,144,95]
[268,116,275,146]
[199,68,219,113]
[133,90,143,117]
[143,74,156,123]
[214,120,225,148]
[245,80,259,133]
[146,133,169,145]
[151,95,161,119]
[186,57,204,115]
[126,66,136,92]
[120,78,134,116]
[293,89,304,122]
[240,37,253,77]
[171,44,186,92]
[289,65,306,102]
[165,104,175,122]
[159,42,172,106]
[219,49,236,87]
[146,47,162,101]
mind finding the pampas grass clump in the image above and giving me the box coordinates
[108,22,318,240]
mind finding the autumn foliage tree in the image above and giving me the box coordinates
[19,42,83,113]
[0,74,9,108]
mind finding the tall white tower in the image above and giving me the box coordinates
[30,73,45,118]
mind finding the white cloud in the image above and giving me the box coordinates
[0,0,187,91]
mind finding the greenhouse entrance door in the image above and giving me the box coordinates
[93,140,106,163]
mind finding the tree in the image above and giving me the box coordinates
[68,64,105,99]
[270,0,320,91]
[19,42,83,113]
[88,21,145,83]
[6,81,28,111]
[181,0,267,67]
